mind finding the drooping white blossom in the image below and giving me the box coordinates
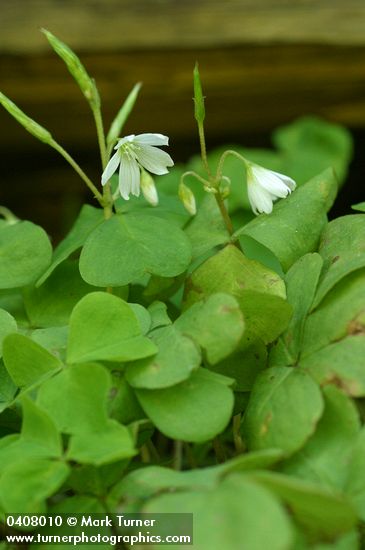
[246,163,296,215]
[101,133,174,200]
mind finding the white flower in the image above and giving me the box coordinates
[101,133,174,200]
[246,163,296,215]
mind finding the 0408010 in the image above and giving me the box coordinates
[6,515,63,528]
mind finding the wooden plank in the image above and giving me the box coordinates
[1,44,365,153]
[1,0,365,53]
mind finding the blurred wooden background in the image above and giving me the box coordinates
[1,0,365,237]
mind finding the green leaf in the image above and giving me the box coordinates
[0,361,17,410]
[20,396,62,457]
[235,291,292,345]
[313,215,365,307]
[67,419,135,466]
[352,202,365,212]
[108,373,145,425]
[273,116,353,187]
[126,325,201,389]
[2,333,62,389]
[301,336,365,397]
[0,309,17,358]
[111,449,283,504]
[185,244,286,303]
[24,261,101,328]
[147,301,172,331]
[302,269,365,357]
[144,474,294,550]
[0,289,28,326]
[185,195,229,259]
[128,303,151,335]
[67,292,157,364]
[250,470,357,541]
[0,459,70,513]
[233,169,337,271]
[243,367,324,455]
[345,427,365,521]
[184,244,291,344]
[79,213,192,286]
[0,221,52,289]
[31,326,68,360]
[175,293,244,365]
[0,398,62,472]
[239,234,285,278]
[209,338,267,391]
[282,386,360,492]
[136,368,234,442]
[37,363,112,434]
[270,253,323,366]
[106,83,141,146]
[37,204,103,286]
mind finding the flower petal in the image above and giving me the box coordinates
[137,144,174,175]
[270,170,296,191]
[247,182,273,215]
[252,167,291,198]
[101,151,120,185]
[119,155,140,200]
[134,133,169,146]
[115,135,135,150]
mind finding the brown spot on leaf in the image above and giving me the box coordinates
[331,255,340,264]
[321,374,360,396]
[219,305,235,314]
[347,319,365,335]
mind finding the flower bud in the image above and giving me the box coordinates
[220,176,231,199]
[193,63,205,124]
[42,29,100,109]
[0,92,53,144]
[179,182,197,215]
[140,169,159,206]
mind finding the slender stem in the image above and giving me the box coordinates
[232,414,245,454]
[50,140,104,204]
[216,149,248,183]
[140,444,151,463]
[212,437,226,464]
[198,122,212,178]
[92,107,115,220]
[93,107,108,169]
[215,192,234,235]
[173,440,183,470]
[147,440,160,463]
[195,120,238,238]
[181,170,212,189]
[184,443,197,469]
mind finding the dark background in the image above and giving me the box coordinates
[1,0,365,242]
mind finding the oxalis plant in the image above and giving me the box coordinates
[0,29,365,549]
